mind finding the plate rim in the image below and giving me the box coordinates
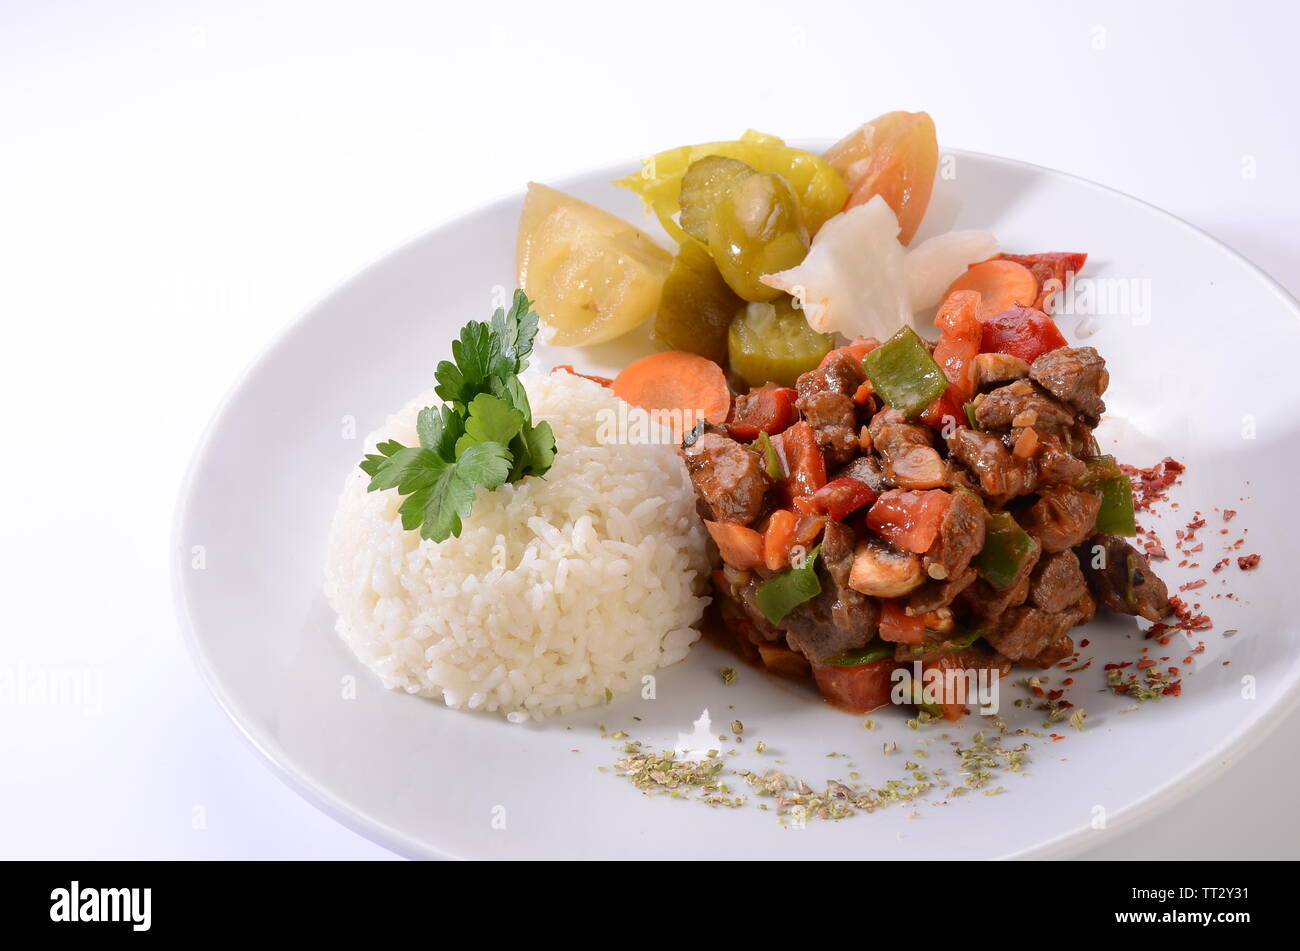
[171,146,1300,861]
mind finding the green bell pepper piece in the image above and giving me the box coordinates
[1075,455,1136,536]
[821,640,894,668]
[974,512,1039,591]
[756,430,785,480]
[755,544,820,625]
[862,326,948,419]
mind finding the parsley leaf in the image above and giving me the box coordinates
[416,405,464,460]
[358,291,557,542]
[455,393,524,455]
[509,420,556,480]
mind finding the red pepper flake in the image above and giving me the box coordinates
[1079,638,1090,648]
[1178,579,1207,592]
[1222,661,1231,666]
[1162,682,1182,696]
[1062,678,1074,686]
[1223,509,1237,522]
[1121,457,1185,512]
[1104,661,1133,671]
[1137,658,1157,669]
[1184,543,1203,554]
[1212,558,1230,573]
[1237,553,1261,570]
[1047,688,1065,701]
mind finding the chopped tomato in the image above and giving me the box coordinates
[921,290,981,429]
[866,489,952,554]
[819,335,880,368]
[999,252,1088,313]
[704,520,764,569]
[780,421,827,500]
[923,652,972,721]
[725,384,799,441]
[793,513,828,549]
[762,509,798,571]
[878,600,925,644]
[552,365,614,387]
[812,477,877,521]
[979,305,1068,363]
[812,658,896,713]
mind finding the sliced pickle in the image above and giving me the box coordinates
[653,240,741,363]
[727,296,835,388]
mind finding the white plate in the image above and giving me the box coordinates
[174,147,1300,859]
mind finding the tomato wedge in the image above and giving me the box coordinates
[812,657,897,713]
[979,305,1068,363]
[878,600,925,644]
[866,489,952,554]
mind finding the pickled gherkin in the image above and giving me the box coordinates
[678,155,755,244]
[708,172,810,302]
[654,240,741,363]
[615,130,850,243]
[728,297,836,388]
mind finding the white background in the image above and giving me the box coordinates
[2,0,1298,859]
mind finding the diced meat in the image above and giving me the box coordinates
[958,543,1042,622]
[798,389,859,466]
[974,379,1077,435]
[835,454,889,495]
[683,431,771,525]
[946,428,1032,500]
[796,350,866,468]
[784,522,879,663]
[1030,346,1108,423]
[1028,550,1087,614]
[1022,485,1102,552]
[923,489,986,581]
[969,352,1030,391]
[1032,434,1087,485]
[1078,533,1172,622]
[798,348,867,399]
[1025,633,1074,669]
[907,567,977,615]
[985,593,1091,663]
[868,407,946,489]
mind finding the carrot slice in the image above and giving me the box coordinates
[612,351,730,442]
[944,259,1038,320]
[704,520,765,570]
[763,509,798,571]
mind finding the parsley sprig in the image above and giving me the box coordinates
[359,291,557,542]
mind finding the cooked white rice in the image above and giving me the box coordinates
[324,370,711,722]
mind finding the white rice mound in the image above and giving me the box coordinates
[324,370,711,722]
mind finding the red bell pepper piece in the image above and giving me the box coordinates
[818,335,881,369]
[979,305,1068,363]
[921,290,982,430]
[812,476,878,521]
[725,384,799,441]
[999,252,1087,313]
[878,600,925,644]
[867,489,953,554]
[780,421,827,501]
[552,365,614,387]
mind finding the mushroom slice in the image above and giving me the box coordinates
[848,540,925,597]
